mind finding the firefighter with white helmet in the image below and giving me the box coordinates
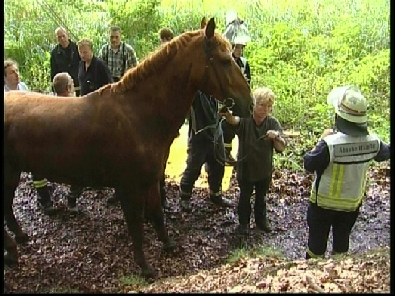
[303,86,390,259]
[221,13,252,163]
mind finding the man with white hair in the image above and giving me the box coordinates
[52,72,74,96]
[303,86,390,259]
[50,27,81,96]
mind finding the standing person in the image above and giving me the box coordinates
[52,72,79,213]
[77,38,113,96]
[220,87,286,234]
[4,59,56,215]
[303,86,390,259]
[222,36,252,164]
[179,91,234,212]
[159,27,174,45]
[73,38,114,207]
[98,26,138,82]
[50,27,81,96]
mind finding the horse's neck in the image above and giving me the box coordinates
[147,63,196,136]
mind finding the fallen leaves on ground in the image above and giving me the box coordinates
[4,164,390,293]
[140,248,390,293]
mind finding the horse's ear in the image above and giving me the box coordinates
[205,17,215,39]
[200,17,208,29]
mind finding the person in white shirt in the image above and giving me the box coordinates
[4,59,56,215]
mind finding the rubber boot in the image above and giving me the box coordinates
[35,182,56,216]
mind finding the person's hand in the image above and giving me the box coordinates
[266,130,280,139]
[218,107,232,119]
[320,129,334,139]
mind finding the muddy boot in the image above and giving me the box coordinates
[68,186,81,214]
[210,193,233,208]
[36,186,56,216]
[106,195,119,205]
[256,218,272,233]
[235,224,249,235]
[179,191,192,213]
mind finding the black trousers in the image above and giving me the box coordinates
[237,178,271,225]
[307,202,359,258]
[32,174,51,206]
[180,139,224,197]
[221,120,236,148]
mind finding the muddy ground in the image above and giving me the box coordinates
[4,165,390,293]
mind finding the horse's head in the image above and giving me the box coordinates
[190,17,253,118]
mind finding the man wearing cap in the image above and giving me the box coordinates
[303,86,390,259]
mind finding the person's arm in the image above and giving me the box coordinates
[99,60,114,87]
[50,49,57,81]
[97,45,105,60]
[266,118,285,152]
[127,45,138,69]
[303,129,333,174]
[374,141,391,162]
[244,61,251,85]
[266,130,285,152]
[219,109,240,126]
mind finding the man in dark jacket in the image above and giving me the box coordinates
[50,27,81,96]
[179,91,233,212]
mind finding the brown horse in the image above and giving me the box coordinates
[4,17,253,278]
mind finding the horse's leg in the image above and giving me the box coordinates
[146,182,176,252]
[4,166,29,244]
[4,227,18,266]
[115,186,156,279]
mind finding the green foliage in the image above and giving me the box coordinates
[227,244,284,264]
[119,274,147,287]
[4,0,390,168]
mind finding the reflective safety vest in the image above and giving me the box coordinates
[310,132,380,211]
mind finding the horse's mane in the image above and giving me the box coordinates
[112,29,231,93]
[113,30,201,93]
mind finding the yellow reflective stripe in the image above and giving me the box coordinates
[314,192,361,211]
[335,164,345,198]
[329,164,341,198]
[307,248,324,259]
[224,143,232,148]
[33,179,48,188]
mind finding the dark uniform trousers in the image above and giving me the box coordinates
[237,177,271,226]
[222,120,237,154]
[306,202,360,258]
[180,138,224,198]
[32,175,52,207]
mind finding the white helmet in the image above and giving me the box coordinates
[232,35,250,46]
[327,86,367,123]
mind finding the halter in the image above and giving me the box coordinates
[192,37,245,166]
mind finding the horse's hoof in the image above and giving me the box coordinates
[162,240,177,253]
[4,253,18,267]
[141,266,157,280]
[15,233,29,245]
